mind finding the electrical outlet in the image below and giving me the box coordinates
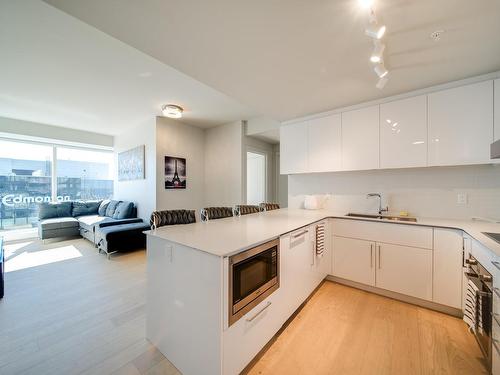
[457,193,468,205]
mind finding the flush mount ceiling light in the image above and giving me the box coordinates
[370,42,385,63]
[161,104,183,118]
[374,63,388,78]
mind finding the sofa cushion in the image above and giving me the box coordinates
[112,201,134,220]
[105,200,121,218]
[39,217,79,230]
[72,200,101,217]
[98,200,110,216]
[77,215,115,232]
[38,201,73,219]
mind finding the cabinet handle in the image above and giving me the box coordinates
[378,245,381,269]
[370,244,373,268]
[494,287,500,299]
[492,261,500,271]
[494,339,500,356]
[246,301,272,322]
[292,230,308,239]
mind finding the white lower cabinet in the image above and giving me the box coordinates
[333,236,375,286]
[375,242,432,300]
[433,228,463,309]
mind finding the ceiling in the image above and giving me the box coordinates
[43,0,500,123]
[0,0,256,136]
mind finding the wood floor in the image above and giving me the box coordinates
[248,281,487,375]
[0,237,487,375]
[0,237,178,375]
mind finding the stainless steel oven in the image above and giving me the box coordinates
[228,238,279,326]
[464,254,492,370]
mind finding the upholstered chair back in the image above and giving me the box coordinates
[234,204,261,216]
[200,207,234,222]
[259,203,280,211]
[150,209,196,229]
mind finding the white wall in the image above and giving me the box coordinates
[114,119,156,221]
[244,135,276,204]
[0,116,113,148]
[288,164,500,220]
[204,121,244,207]
[246,116,280,136]
[156,117,206,217]
[246,152,266,205]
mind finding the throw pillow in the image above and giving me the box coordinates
[112,201,134,219]
[38,201,73,219]
[105,200,121,217]
[98,200,110,216]
[72,200,102,217]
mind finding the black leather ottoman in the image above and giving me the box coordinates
[96,222,150,259]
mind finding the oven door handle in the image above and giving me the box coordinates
[246,301,272,322]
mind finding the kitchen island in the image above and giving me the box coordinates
[145,208,500,375]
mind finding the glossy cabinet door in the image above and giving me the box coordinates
[341,105,380,171]
[375,242,432,300]
[495,79,500,141]
[428,80,494,166]
[433,228,463,309]
[380,95,427,168]
[287,227,313,312]
[332,236,375,286]
[280,121,308,174]
[308,114,342,172]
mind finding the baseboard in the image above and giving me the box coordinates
[326,275,463,318]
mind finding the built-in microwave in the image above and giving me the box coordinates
[228,238,279,326]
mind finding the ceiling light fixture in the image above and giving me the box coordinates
[161,104,184,119]
[358,0,374,9]
[376,77,388,90]
[370,42,385,63]
[374,63,388,78]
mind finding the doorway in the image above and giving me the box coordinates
[246,151,266,205]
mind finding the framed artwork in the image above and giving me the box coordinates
[165,156,186,189]
[117,145,145,181]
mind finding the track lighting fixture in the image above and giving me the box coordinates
[376,77,388,89]
[365,23,386,39]
[370,42,385,63]
[374,63,388,79]
[358,0,374,9]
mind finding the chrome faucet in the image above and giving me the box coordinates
[367,193,389,215]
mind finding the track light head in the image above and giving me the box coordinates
[370,42,385,63]
[374,63,388,78]
[376,76,388,89]
[365,24,386,39]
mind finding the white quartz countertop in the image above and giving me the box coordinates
[145,208,500,258]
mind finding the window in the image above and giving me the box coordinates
[246,151,266,205]
[56,147,114,201]
[0,139,113,232]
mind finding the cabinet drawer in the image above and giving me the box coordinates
[223,290,285,375]
[332,219,433,249]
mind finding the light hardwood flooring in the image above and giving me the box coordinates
[0,238,487,375]
[0,237,179,375]
[248,281,487,375]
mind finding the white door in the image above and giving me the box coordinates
[341,105,380,171]
[495,79,500,141]
[246,151,266,205]
[280,121,308,174]
[428,80,493,166]
[375,242,432,300]
[380,95,427,168]
[433,228,463,309]
[332,236,375,286]
[308,114,342,172]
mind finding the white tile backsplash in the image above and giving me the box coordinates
[288,164,500,220]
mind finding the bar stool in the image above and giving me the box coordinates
[234,204,261,216]
[150,209,196,229]
[259,203,280,211]
[200,207,234,222]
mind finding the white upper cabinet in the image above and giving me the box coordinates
[380,95,427,168]
[495,79,500,141]
[428,80,493,166]
[341,105,380,171]
[280,121,308,174]
[308,114,342,173]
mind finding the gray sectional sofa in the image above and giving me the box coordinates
[38,200,142,244]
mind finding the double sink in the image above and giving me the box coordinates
[346,212,418,222]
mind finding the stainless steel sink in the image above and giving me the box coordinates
[346,212,417,222]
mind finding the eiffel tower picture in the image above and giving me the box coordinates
[165,156,186,189]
